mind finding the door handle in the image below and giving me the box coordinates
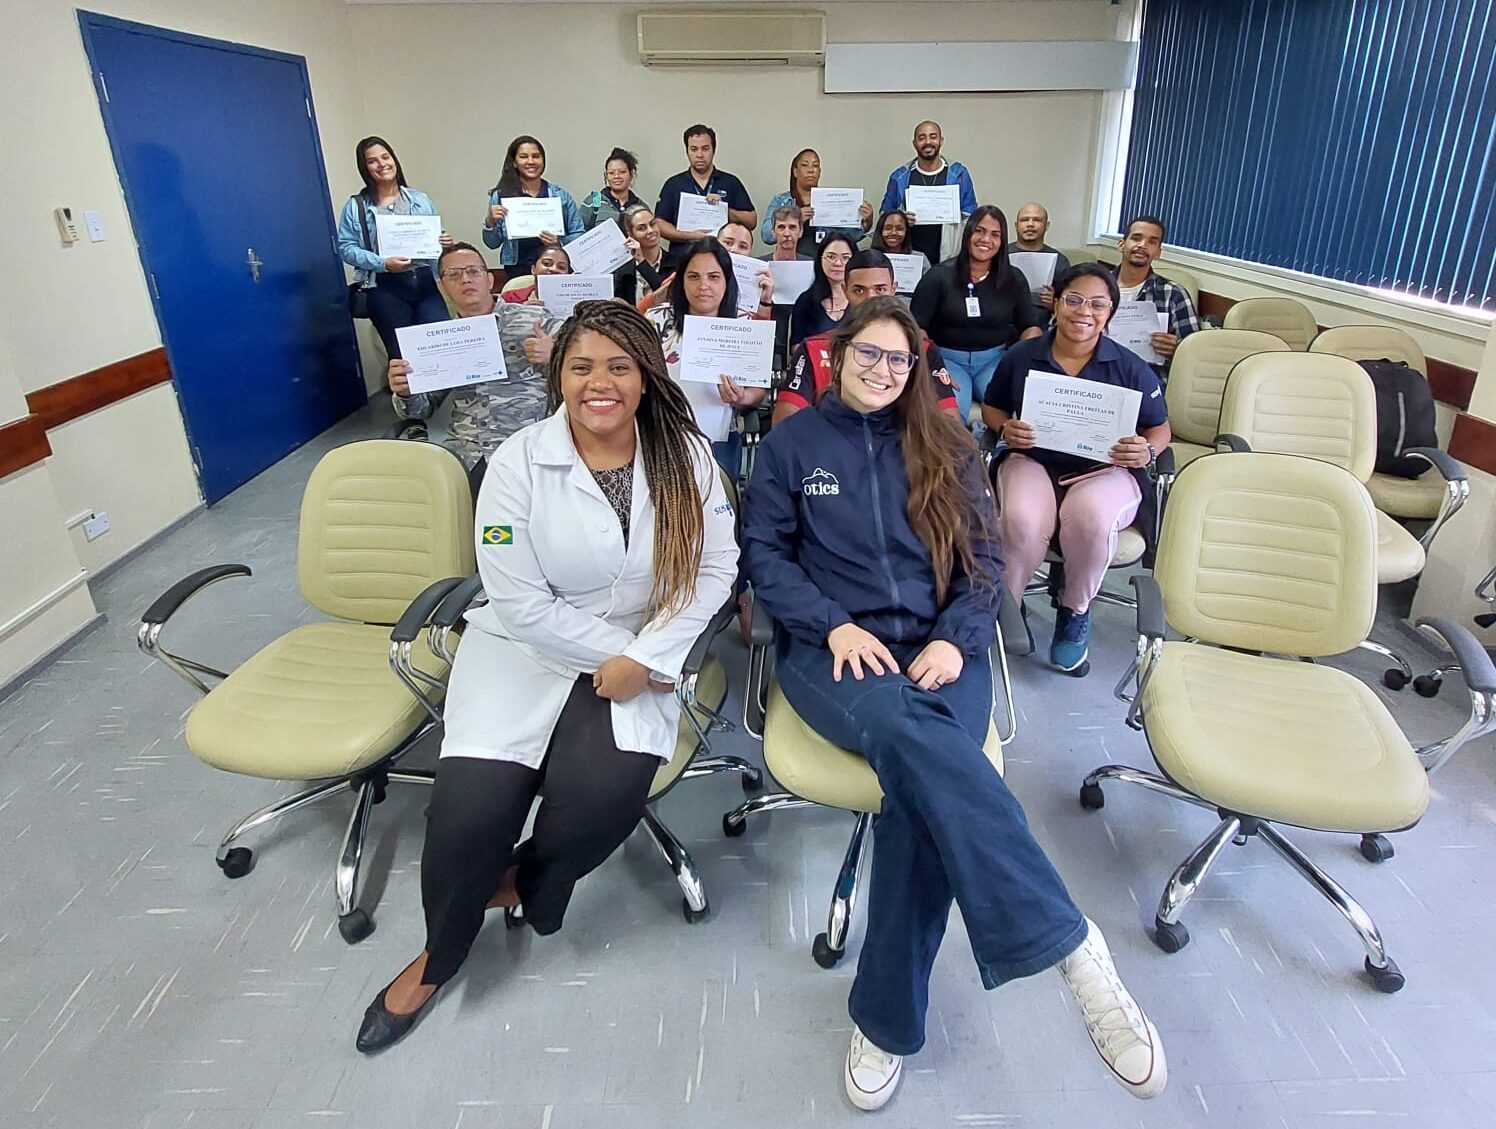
[246,247,263,283]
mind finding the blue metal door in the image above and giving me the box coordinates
[79,13,364,502]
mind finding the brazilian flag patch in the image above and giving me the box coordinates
[482,525,513,546]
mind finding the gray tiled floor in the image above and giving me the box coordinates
[3,405,1494,1128]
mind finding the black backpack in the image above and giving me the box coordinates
[1359,359,1437,478]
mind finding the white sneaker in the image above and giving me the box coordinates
[1056,919,1167,1099]
[844,1026,903,1111]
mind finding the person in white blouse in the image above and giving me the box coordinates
[356,300,739,1053]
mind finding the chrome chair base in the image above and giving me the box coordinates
[1080,764,1407,993]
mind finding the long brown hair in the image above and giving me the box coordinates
[827,298,995,604]
[545,301,708,618]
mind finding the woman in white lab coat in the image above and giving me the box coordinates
[356,300,739,1054]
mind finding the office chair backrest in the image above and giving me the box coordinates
[1166,329,1290,447]
[1156,452,1377,657]
[1153,262,1201,308]
[298,439,476,625]
[1218,352,1376,482]
[1060,247,1097,266]
[1222,297,1319,351]
[1310,324,1427,377]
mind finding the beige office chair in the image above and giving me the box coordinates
[1060,247,1098,266]
[139,440,474,942]
[1215,351,1453,689]
[724,606,1015,968]
[1153,262,1201,310]
[1165,329,1290,467]
[1222,296,1319,350]
[1309,325,1467,541]
[1081,451,1496,991]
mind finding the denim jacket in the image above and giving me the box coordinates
[336,187,439,287]
[481,182,587,268]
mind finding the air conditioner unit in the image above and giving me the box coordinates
[638,9,825,67]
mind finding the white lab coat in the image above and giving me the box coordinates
[439,405,738,767]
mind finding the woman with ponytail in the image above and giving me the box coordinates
[357,301,738,1053]
[741,297,1167,1110]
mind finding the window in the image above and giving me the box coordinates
[1120,0,1496,312]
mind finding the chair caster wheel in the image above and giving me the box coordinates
[337,909,374,944]
[1359,834,1395,863]
[740,770,763,795]
[682,897,709,924]
[722,813,747,838]
[504,906,526,930]
[1365,956,1405,993]
[812,933,843,968]
[1079,782,1105,810]
[1152,918,1190,953]
[217,848,254,879]
[1412,674,1442,698]
[1382,668,1410,690]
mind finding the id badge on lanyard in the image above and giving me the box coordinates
[965,282,981,318]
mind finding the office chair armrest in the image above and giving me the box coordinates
[1214,433,1252,453]
[1132,575,1166,641]
[1152,444,1176,479]
[683,597,737,678]
[142,564,252,626]
[749,593,777,648]
[390,577,465,644]
[430,574,485,629]
[385,419,429,441]
[1404,448,1466,483]
[1416,617,1496,694]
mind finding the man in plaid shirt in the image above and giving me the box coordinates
[1113,215,1202,377]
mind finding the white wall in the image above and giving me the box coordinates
[0,0,370,686]
[349,2,1118,257]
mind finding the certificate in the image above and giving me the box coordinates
[676,194,728,235]
[396,314,507,395]
[560,220,631,277]
[768,259,815,304]
[501,196,565,240]
[903,184,961,225]
[679,316,776,388]
[374,213,442,259]
[1020,371,1142,461]
[729,253,768,314]
[536,274,614,316]
[809,187,863,228]
[1105,301,1172,365]
[1009,251,1058,294]
[887,253,927,294]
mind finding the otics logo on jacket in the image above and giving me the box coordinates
[801,468,841,497]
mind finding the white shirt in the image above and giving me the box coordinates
[440,406,738,766]
[1119,282,1145,303]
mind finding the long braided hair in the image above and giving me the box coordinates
[545,301,709,619]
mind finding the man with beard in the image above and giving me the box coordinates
[878,121,978,268]
[1113,215,1201,375]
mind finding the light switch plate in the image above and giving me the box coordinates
[82,512,111,541]
[84,211,106,242]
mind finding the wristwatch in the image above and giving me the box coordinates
[1144,440,1158,466]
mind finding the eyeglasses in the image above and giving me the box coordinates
[440,266,489,282]
[850,342,916,375]
[823,253,853,265]
[1059,293,1115,313]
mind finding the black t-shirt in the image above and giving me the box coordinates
[909,261,1042,352]
[985,332,1168,477]
[907,167,947,265]
[655,168,755,251]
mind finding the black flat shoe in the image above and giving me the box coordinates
[355,983,438,1054]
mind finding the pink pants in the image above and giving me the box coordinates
[996,454,1142,613]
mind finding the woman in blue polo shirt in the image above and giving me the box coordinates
[481,135,585,277]
[980,262,1171,673]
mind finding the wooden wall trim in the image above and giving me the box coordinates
[0,415,53,481]
[1449,413,1496,478]
[25,348,171,431]
[1195,288,1476,410]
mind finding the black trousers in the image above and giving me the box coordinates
[420,676,658,986]
[365,268,448,359]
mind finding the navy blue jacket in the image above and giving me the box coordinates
[742,394,1002,656]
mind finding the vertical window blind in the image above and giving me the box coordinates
[1120,0,1496,312]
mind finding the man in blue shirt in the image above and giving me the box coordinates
[654,124,757,253]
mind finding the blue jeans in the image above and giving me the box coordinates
[776,635,1085,1056]
[941,344,1008,422]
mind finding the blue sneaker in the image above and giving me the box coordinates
[1050,607,1092,673]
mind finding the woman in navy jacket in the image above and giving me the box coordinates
[741,297,1166,1112]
